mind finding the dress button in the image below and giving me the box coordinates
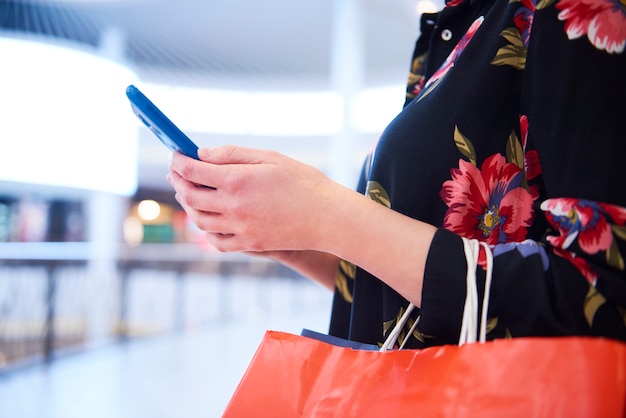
[441,29,453,41]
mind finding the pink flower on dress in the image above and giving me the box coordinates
[519,115,542,200]
[554,248,599,284]
[541,198,626,253]
[410,77,425,98]
[556,0,626,54]
[440,154,535,245]
[423,16,485,90]
[514,0,536,46]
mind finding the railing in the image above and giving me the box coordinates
[0,242,315,370]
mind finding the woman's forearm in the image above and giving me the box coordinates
[265,250,339,291]
[317,188,437,307]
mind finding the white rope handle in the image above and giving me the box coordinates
[380,237,493,351]
[399,313,420,350]
[479,241,493,343]
[459,238,493,345]
[379,303,415,352]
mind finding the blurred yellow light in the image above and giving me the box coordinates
[137,200,161,221]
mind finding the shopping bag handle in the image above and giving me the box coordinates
[459,238,493,345]
[380,238,493,351]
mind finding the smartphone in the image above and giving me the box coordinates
[126,84,199,159]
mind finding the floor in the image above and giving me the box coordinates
[0,301,332,418]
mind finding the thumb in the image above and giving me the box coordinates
[198,145,274,165]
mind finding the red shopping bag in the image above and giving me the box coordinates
[223,330,626,418]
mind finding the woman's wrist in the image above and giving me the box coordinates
[322,187,436,306]
[273,250,339,291]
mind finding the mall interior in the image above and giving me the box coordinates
[0,0,442,416]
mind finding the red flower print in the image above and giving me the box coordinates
[514,0,535,46]
[553,248,599,285]
[423,16,485,91]
[440,154,535,245]
[519,115,542,199]
[541,198,626,253]
[556,0,626,54]
[411,77,425,98]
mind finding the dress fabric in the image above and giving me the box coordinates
[328,0,626,348]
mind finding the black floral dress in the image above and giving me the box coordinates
[329,0,626,348]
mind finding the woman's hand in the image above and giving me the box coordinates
[168,144,437,306]
[168,145,351,254]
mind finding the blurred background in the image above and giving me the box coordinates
[0,0,443,416]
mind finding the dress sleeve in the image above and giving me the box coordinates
[418,1,626,346]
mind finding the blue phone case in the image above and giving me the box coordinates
[126,85,199,159]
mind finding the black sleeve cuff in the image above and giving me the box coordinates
[420,228,468,345]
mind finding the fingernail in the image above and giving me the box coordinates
[198,148,211,159]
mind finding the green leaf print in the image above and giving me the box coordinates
[454,125,477,166]
[491,28,526,70]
